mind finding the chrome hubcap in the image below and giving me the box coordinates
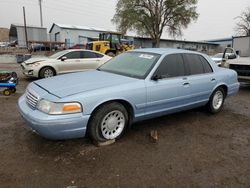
[44,69,54,78]
[101,110,125,139]
[212,91,223,110]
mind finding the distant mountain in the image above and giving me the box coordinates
[0,28,9,42]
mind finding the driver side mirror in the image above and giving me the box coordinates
[61,56,67,61]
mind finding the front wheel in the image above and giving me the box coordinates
[39,67,55,78]
[88,102,128,143]
[208,87,225,114]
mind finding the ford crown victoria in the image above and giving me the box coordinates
[18,48,240,143]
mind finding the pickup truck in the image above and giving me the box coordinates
[218,47,250,82]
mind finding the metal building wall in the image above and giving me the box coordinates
[11,25,47,47]
[233,37,250,57]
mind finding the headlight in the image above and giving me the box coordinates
[28,62,40,67]
[37,99,82,115]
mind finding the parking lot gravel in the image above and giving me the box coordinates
[0,62,250,188]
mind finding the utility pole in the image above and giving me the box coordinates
[23,6,28,48]
[39,0,43,27]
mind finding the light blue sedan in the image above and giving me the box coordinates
[18,48,240,143]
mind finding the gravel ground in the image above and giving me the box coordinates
[0,62,250,188]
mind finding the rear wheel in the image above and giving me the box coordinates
[208,87,225,114]
[88,102,128,143]
[39,67,55,78]
[3,89,11,96]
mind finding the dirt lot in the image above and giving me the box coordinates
[0,62,250,188]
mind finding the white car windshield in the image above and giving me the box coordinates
[99,52,160,79]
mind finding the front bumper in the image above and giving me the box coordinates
[21,63,39,77]
[238,76,250,83]
[18,94,90,140]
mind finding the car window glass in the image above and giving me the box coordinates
[82,51,101,58]
[155,54,185,78]
[95,53,104,58]
[199,56,213,73]
[184,54,204,75]
[64,51,81,59]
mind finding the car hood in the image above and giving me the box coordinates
[34,70,137,98]
[24,57,49,65]
[227,57,250,65]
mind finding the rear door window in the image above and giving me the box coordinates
[154,54,186,79]
[183,54,213,75]
[183,54,204,75]
[82,51,103,58]
[64,51,82,59]
[199,56,213,73]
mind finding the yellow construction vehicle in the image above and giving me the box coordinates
[86,32,134,56]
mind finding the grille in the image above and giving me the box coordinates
[26,90,39,109]
[229,64,250,77]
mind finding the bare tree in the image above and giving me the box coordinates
[112,0,198,47]
[235,7,250,36]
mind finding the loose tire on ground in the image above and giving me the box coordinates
[88,102,128,143]
[208,87,225,114]
[39,67,55,78]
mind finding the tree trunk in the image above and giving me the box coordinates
[152,37,160,48]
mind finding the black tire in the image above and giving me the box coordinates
[3,89,11,96]
[207,87,225,114]
[39,67,55,79]
[11,72,17,78]
[88,102,128,143]
[10,88,16,93]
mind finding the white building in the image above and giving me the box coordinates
[9,24,47,47]
[49,23,116,47]
[49,23,220,54]
[233,36,250,57]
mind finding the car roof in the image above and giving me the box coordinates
[132,48,203,56]
[63,49,105,55]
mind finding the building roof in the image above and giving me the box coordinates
[233,35,250,39]
[133,48,206,55]
[49,23,116,33]
[206,37,233,43]
[134,36,219,46]
[10,23,47,30]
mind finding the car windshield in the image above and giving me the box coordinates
[213,53,223,58]
[98,52,160,79]
[49,51,68,59]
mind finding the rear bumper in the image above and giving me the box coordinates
[227,82,240,97]
[18,94,90,140]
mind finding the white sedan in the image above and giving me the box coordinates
[20,49,111,78]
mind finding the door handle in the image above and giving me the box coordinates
[211,78,216,82]
[183,82,190,86]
